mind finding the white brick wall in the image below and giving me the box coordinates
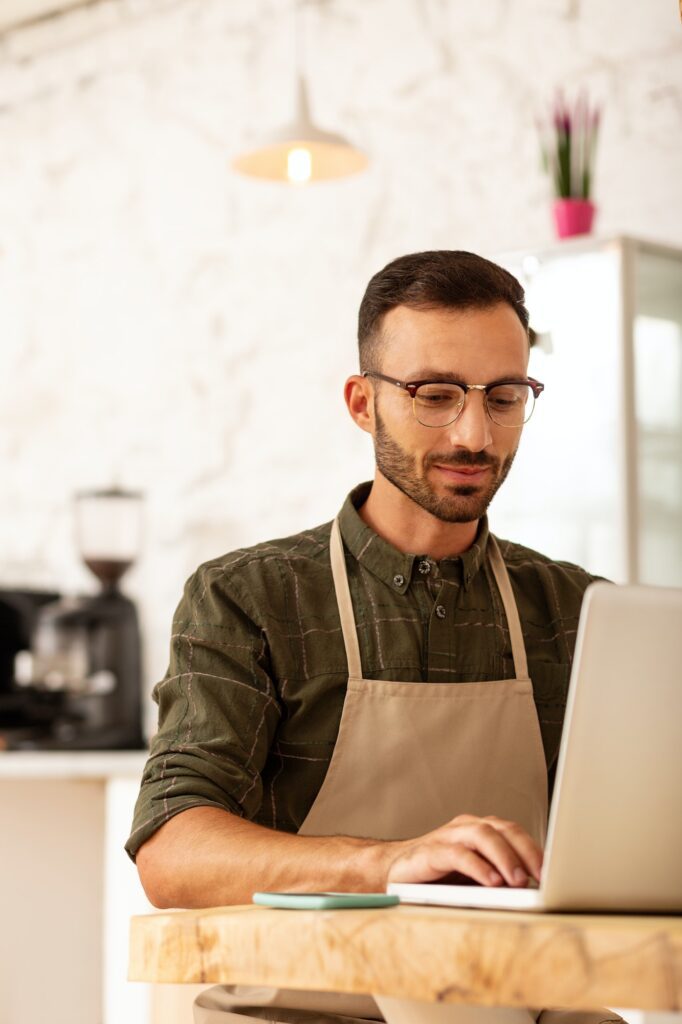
[2,0,681,733]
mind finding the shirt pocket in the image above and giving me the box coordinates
[529,662,571,770]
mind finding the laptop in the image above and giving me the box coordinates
[388,581,682,913]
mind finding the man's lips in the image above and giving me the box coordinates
[433,463,492,483]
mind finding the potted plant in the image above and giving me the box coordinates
[538,89,601,239]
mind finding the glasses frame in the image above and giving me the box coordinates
[362,371,545,428]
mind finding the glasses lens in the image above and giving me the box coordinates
[413,383,466,426]
[486,384,535,426]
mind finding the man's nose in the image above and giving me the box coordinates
[445,390,493,452]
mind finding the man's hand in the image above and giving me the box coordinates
[386,814,543,888]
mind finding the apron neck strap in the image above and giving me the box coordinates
[330,519,529,682]
[487,535,529,680]
[330,518,363,679]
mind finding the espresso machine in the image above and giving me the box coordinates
[0,488,145,750]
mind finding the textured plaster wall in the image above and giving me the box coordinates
[2,0,681,729]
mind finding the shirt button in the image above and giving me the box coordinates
[435,605,446,619]
[393,574,405,588]
[418,559,431,575]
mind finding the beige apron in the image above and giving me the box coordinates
[195,520,623,1024]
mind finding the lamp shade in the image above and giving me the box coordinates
[232,77,368,184]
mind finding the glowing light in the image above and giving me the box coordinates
[287,147,312,183]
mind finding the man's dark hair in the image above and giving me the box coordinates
[358,250,530,372]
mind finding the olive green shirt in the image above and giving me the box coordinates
[126,482,600,860]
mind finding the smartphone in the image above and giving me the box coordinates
[253,891,400,910]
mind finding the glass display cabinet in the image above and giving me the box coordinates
[491,236,682,586]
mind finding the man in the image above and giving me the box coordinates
[127,251,620,1024]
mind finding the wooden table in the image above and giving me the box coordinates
[129,903,682,1018]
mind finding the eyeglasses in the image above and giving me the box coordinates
[362,371,545,428]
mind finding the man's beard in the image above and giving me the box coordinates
[373,407,517,524]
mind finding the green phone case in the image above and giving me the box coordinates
[253,891,400,910]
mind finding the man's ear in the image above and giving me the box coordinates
[344,375,375,435]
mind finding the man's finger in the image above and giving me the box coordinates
[440,815,543,883]
[447,823,532,887]
[483,817,544,882]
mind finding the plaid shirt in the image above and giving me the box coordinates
[126,482,600,860]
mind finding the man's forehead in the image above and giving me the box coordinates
[379,303,529,371]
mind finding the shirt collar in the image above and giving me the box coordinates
[337,482,490,592]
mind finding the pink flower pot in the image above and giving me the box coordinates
[552,198,596,239]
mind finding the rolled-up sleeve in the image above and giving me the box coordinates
[125,562,282,861]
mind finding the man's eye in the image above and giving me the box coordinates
[416,388,460,406]
[488,388,522,409]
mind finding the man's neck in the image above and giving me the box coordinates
[358,474,479,561]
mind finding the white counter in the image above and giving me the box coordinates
[0,747,153,1024]
[0,749,148,779]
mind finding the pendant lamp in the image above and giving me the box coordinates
[233,76,367,184]
[232,5,368,184]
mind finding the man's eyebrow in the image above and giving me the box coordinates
[406,369,525,384]
[407,369,467,384]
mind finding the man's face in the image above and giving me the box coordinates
[370,303,530,524]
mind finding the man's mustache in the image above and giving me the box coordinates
[426,452,499,471]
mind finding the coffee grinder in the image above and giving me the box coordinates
[4,488,145,749]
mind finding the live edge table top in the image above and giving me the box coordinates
[129,904,682,1012]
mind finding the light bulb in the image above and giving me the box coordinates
[287,147,312,183]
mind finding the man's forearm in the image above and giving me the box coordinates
[136,806,400,908]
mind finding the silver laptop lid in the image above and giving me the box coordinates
[541,582,682,911]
